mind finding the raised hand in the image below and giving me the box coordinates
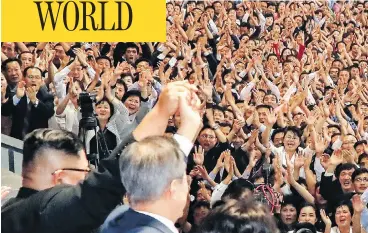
[294,150,305,169]
[320,209,332,226]
[193,145,205,165]
[352,194,364,213]
[329,149,344,167]
[26,87,37,103]
[265,109,277,126]
[16,81,26,99]
[315,135,330,154]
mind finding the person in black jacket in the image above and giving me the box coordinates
[1,128,127,233]
[1,66,54,140]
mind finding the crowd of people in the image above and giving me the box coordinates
[1,0,368,233]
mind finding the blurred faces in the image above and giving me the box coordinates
[213,109,224,123]
[124,95,140,114]
[97,58,111,71]
[298,206,317,225]
[273,132,284,148]
[283,131,301,152]
[193,206,210,226]
[338,168,355,192]
[122,76,133,88]
[335,205,352,228]
[96,100,112,122]
[24,68,43,91]
[281,204,297,225]
[2,42,16,58]
[257,107,270,124]
[5,61,22,85]
[20,52,33,70]
[198,128,217,152]
[124,47,138,64]
[353,172,368,194]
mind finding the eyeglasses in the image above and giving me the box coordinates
[200,134,216,140]
[51,168,91,175]
[354,177,368,183]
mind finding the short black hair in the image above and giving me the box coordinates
[122,90,142,103]
[284,126,302,141]
[354,140,367,150]
[96,56,112,67]
[222,178,254,200]
[2,58,22,71]
[255,104,273,111]
[271,128,285,142]
[135,58,152,68]
[358,153,368,165]
[335,163,357,178]
[192,201,211,212]
[352,167,368,182]
[124,43,139,53]
[23,129,84,168]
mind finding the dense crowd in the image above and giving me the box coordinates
[1,0,368,233]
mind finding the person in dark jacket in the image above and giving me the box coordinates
[1,66,54,140]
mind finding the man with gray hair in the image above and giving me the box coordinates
[101,82,202,233]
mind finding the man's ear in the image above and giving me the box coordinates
[52,170,65,186]
[169,179,182,200]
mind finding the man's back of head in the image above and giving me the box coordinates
[22,129,89,190]
[119,136,188,223]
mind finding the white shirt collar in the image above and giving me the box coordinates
[136,210,178,233]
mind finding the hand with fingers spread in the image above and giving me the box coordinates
[294,150,305,169]
[193,145,205,165]
[352,194,365,213]
[265,109,277,126]
[315,135,330,154]
[320,209,332,227]
[329,149,344,167]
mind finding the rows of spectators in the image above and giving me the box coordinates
[1,0,368,233]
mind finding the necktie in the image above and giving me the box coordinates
[22,100,32,139]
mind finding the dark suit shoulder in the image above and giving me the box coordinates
[101,208,173,233]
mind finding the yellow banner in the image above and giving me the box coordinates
[2,0,166,42]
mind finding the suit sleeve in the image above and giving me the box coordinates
[1,97,15,116]
[33,94,55,119]
[40,155,126,232]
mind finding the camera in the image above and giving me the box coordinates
[79,92,96,117]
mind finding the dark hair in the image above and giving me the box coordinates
[124,43,139,54]
[2,58,22,71]
[294,222,317,233]
[23,66,43,78]
[196,199,278,233]
[335,163,357,178]
[284,126,302,141]
[354,140,367,150]
[352,167,368,182]
[22,129,84,168]
[135,58,152,68]
[358,153,368,165]
[96,97,115,121]
[334,199,353,218]
[19,51,33,59]
[192,201,211,212]
[122,90,142,103]
[271,128,285,142]
[297,202,317,220]
[96,56,112,67]
[255,104,273,111]
[222,179,255,200]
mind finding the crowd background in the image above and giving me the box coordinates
[1,0,368,233]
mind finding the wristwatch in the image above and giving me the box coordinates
[212,124,220,130]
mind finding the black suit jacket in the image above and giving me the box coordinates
[101,206,174,233]
[1,158,126,233]
[1,86,54,140]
